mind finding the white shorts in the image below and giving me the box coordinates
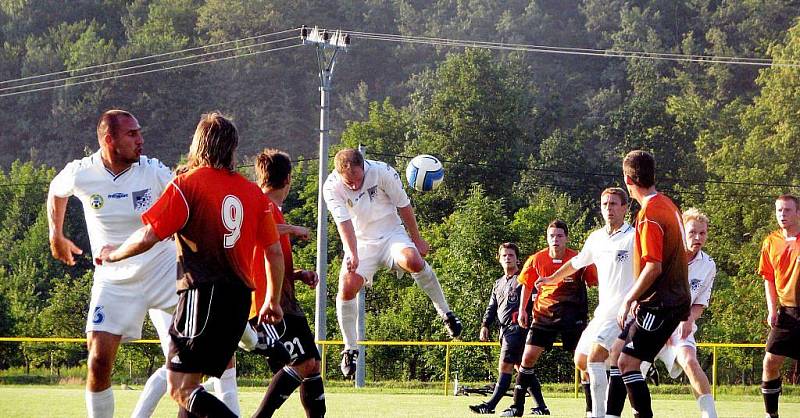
[576,315,624,356]
[652,322,698,379]
[86,247,178,342]
[340,226,416,286]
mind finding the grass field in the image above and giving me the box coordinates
[0,385,797,417]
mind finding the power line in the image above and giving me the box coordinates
[346,30,795,68]
[0,28,299,86]
[0,43,303,98]
[0,37,298,94]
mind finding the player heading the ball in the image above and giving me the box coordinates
[323,148,462,378]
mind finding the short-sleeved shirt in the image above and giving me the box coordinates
[482,273,531,329]
[634,193,690,312]
[142,167,280,291]
[250,198,304,319]
[49,152,175,282]
[519,248,598,327]
[688,250,716,307]
[571,223,635,321]
[759,230,800,308]
[323,160,411,241]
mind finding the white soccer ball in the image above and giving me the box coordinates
[405,154,444,192]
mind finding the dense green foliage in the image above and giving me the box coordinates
[1,1,800,385]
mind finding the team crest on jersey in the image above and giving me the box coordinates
[89,194,104,210]
[132,188,153,212]
[616,249,629,263]
[367,185,378,201]
[690,278,702,292]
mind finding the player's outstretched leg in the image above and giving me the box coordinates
[407,260,462,338]
[254,366,303,418]
[300,373,326,418]
[336,271,363,377]
[470,371,511,414]
[131,366,167,418]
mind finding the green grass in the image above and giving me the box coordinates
[0,385,797,417]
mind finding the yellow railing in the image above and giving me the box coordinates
[0,337,766,398]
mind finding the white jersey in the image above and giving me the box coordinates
[688,250,715,307]
[323,160,411,241]
[571,223,635,320]
[49,151,175,282]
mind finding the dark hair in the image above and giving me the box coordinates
[97,109,134,142]
[255,148,292,190]
[601,187,629,206]
[777,194,800,209]
[623,150,656,188]
[497,242,520,258]
[187,112,238,172]
[334,148,364,172]
[547,219,569,237]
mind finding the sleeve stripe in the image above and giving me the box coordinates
[171,181,191,230]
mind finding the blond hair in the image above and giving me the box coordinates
[334,148,364,173]
[682,207,709,225]
[186,112,238,172]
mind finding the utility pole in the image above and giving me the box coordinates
[355,144,367,388]
[301,25,349,362]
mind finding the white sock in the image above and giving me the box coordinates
[131,366,167,418]
[337,297,358,350]
[587,362,607,418]
[410,263,450,317]
[85,387,114,418]
[213,367,240,416]
[697,393,717,418]
[640,360,651,376]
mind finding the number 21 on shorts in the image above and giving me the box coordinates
[222,195,243,248]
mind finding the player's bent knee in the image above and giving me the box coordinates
[763,353,784,372]
[338,272,364,300]
[295,358,321,377]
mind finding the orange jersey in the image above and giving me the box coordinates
[250,198,305,319]
[518,248,597,326]
[633,193,690,311]
[759,230,800,307]
[143,167,280,291]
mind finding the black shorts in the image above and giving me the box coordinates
[621,305,685,363]
[499,324,526,364]
[766,307,800,360]
[526,321,587,352]
[167,280,251,378]
[257,314,321,372]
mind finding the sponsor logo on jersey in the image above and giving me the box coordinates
[132,188,153,212]
[367,185,378,201]
[92,306,105,324]
[89,194,104,210]
[107,192,128,199]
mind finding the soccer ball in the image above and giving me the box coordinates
[405,154,444,192]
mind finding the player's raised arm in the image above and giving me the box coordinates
[47,192,82,265]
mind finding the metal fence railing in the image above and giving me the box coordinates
[0,337,767,398]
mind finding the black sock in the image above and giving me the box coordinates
[186,388,236,418]
[582,380,592,413]
[300,373,326,418]
[622,371,652,418]
[254,367,303,418]
[762,378,782,417]
[607,366,626,416]
[512,366,535,409]
[486,372,512,409]
[528,372,546,409]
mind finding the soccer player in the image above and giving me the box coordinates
[615,150,691,418]
[47,110,180,418]
[500,220,597,417]
[469,242,546,415]
[250,149,326,418]
[97,112,285,417]
[642,207,718,418]
[323,148,462,378]
[544,188,635,418]
[758,194,800,418]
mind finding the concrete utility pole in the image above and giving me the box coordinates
[355,144,367,388]
[301,25,349,361]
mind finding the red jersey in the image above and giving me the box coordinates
[142,167,280,290]
[250,198,304,318]
[759,230,800,308]
[518,248,598,327]
[633,193,690,312]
